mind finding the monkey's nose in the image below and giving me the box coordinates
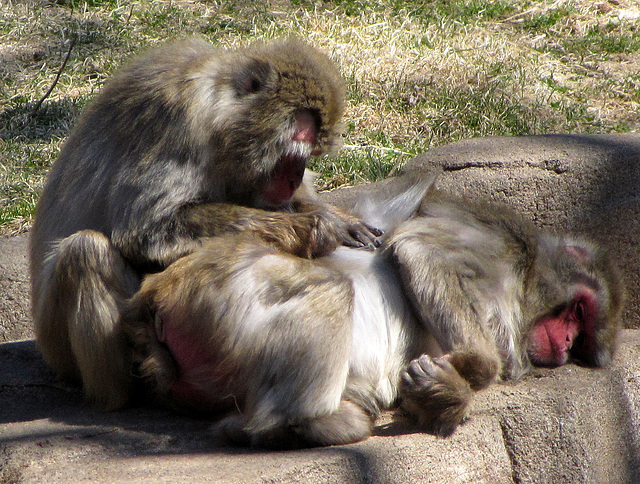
[293,109,318,146]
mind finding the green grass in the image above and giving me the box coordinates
[1,0,639,234]
[521,6,576,30]
[566,29,640,56]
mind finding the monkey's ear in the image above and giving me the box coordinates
[234,59,271,96]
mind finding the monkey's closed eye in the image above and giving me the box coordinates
[235,59,270,96]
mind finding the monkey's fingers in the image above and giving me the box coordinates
[367,224,384,238]
[343,222,383,250]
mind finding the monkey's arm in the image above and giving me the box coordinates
[386,214,509,436]
[113,202,369,269]
[389,192,528,389]
[391,233,503,389]
[185,202,373,258]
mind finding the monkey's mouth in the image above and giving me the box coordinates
[261,153,308,207]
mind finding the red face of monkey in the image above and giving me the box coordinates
[527,286,599,367]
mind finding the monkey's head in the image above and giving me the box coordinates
[525,237,625,369]
[197,37,346,207]
[82,37,345,209]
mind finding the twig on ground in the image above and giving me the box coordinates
[29,37,76,118]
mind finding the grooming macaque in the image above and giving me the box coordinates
[123,177,624,448]
[30,37,380,410]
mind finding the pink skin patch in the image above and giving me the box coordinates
[528,287,597,367]
[159,314,234,412]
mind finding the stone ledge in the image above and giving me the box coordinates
[1,332,638,483]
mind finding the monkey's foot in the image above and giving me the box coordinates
[217,401,372,449]
[214,415,252,446]
[399,354,473,437]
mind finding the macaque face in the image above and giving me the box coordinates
[527,286,599,367]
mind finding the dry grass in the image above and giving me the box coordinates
[1,0,639,233]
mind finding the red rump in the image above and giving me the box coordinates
[159,314,235,412]
[528,286,598,366]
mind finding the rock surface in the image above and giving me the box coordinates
[1,333,638,483]
[1,134,639,483]
[0,234,31,342]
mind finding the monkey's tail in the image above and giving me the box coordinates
[353,169,440,233]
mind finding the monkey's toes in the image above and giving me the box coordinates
[401,354,442,391]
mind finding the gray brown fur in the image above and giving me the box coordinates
[30,37,379,410]
[123,178,624,447]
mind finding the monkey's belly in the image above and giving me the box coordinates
[163,322,237,414]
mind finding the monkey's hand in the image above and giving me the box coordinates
[336,211,384,250]
[269,209,367,259]
[399,354,473,437]
[292,200,383,252]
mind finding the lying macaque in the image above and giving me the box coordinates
[124,174,624,448]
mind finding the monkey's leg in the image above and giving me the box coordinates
[36,230,139,409]
[192,238,371,449]
[287,399,373,447]
[239,302,371,449]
